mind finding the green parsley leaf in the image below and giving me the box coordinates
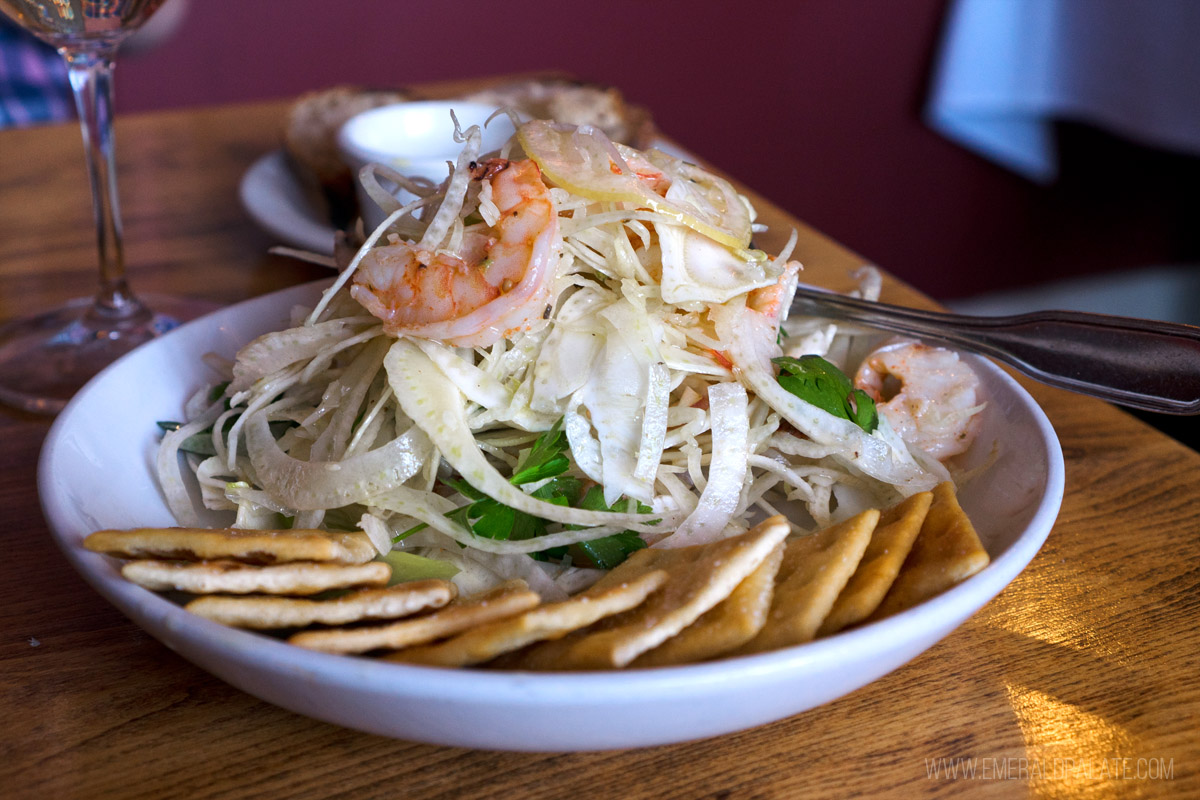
[446,477,489,503]
[524,477,581,559]
[438,421,570,541]
[393,421,646,570]
[471,501,516,540]
[429,471,582,544]
[443,504,474,534]
[557,486,649,568]
[575,485,652,515]
[848,388,878,432]
[575,530,647,570]
[510,417,570,485]
[773,354,878,433]
[532,475,583,506]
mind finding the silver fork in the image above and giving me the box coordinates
[788,285,1200,415]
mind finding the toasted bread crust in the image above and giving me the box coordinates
[463,78,656,148]
[283,85,410,223]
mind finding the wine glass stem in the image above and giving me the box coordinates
[62,46,146,323]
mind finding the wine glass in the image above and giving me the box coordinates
[0,0,211,414]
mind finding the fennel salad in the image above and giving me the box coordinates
[158,117,983,601]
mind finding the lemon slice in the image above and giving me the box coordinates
[517,120,759,257]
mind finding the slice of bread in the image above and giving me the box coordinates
[463,78,656,148]
[283,85,410,225]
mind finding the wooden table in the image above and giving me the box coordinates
[2,82,1197,799]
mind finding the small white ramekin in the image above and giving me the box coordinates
[337,100,517,230]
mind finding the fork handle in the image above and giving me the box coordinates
[789,287,1200,415]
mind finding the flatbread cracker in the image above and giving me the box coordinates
[185,579,456,629]
[83,527,377,565]
[867,482,989,620]
[120,559,391,595]
[290,580,540,654]
[631,541,784,667]
[391,569,667,667]
[816,491,933,635]
[515,515,791,670]
[736,509,879,654]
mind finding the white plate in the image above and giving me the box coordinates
[239,151,337,254]
[38,280,1065,751]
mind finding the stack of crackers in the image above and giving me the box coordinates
[82,481,988,669]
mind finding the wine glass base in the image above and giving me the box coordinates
[0,294,219,415]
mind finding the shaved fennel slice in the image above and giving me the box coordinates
[345,386,394,457]
[358,512,398,556]
[375,483,650,555]
[232,495,284,529]
[551,564,605,594]
[418,124,481,252]
[460,547,569,602]
[530,288,608,412]
[633,362,670,486]
[298,325,386,386]
[663,406,710,449]
[366,485,543,555]
[418,547,501,596]
[225,482,293,517]
[476,178,500,226]
[654,382,750,548]
[721,305,940,493]
[194,456,237,511]
[305,336,391,463]
[782,321,838,359]
[580,299,666,505]
[244,411,431,510]
[415,340,509,409]
[660,343,733,378]
[384,339,673,534]
[472,371,559,433]
[229,319,366,395]
[583,333,650,505]
[609,220,653,284]
[745,453,819,503]
[511,377,563,432]
[659,224,779,305]
[657,469,700,517]
[157,401,226,527]
[564,402,603,485]
[767,431,838,460]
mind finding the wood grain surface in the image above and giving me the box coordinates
[1,79,1197,799]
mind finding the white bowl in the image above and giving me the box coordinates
[38,280,1064,751]
[337,100,517,230]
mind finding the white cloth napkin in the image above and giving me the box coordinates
[926,0,1200,182]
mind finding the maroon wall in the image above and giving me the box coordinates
[114,0,1198,301]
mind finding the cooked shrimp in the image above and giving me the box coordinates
[853,339,983,461]
[351,158,560,348]
[619,151,671,194]
[747,260,801,326]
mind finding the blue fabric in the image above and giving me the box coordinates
[926,0,1200,182]
[0,20,72,128]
